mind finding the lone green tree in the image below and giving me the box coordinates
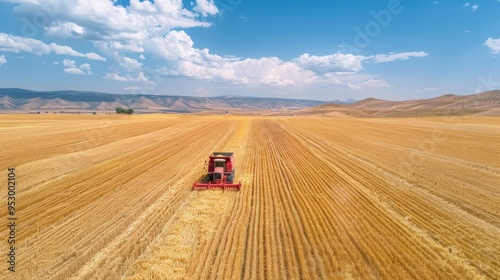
[115,107,134,115]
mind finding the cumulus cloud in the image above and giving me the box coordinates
[0,33,50,55]
[193,0,218,16]
[103,72,156,86]
[485,37,500,53]
[294,53,366,73]
[14,0,213,43]
[0,33,106,61]
[86,52,106,61]
[347,79,392,91]
[103,73,128,81]
[3,0,216,71]
[142,31,313,85]
[63,59,92,75]
[45,22,85,38]
[0,55,6,66]
[108,30,425,87]
[63,59,76,68]
[2,1,429,93]
[64,68,85,75]
[372,51,428,63]
[120,57,142,72]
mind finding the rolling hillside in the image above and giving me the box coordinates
[0,88,326,112]
[2,88,499,116]
[297,90,500,117]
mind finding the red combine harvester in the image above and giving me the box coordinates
[193,152,241,191]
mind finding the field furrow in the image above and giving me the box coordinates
[1,114,498,279]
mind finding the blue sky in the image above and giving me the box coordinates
[0,0,499,101]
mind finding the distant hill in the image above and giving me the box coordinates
[0,88,327,112]
[3,88,498,116]
[296,90,500,117]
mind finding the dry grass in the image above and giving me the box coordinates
[0,114,498,279]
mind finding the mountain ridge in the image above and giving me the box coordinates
[0,88,328,112]
[297,90,500,117]
[1,88,499,116]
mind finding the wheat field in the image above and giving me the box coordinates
[0,114,499,279]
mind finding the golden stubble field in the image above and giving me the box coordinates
[0,114,499,279]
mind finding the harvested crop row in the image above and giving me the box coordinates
[244,120,431,278]
[0,115,498,279]
[277,117,500,278]
[0,115,239,279]
[122,117,250,279]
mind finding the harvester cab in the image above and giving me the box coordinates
[212,159,225,181]
[193,152,241,191]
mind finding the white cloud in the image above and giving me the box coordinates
[229,57,314,85]
[103,72,156,86]
[146,31,316,85]
[348,79,392,91]
[135,72,156,85]
[294,53,366,73]
[2,1,429,94]
[63,59,76,68]
[17,0,213,44]
[0,33,106,61]
[485,37,500,53]
[462,2,479,11]
[128,30,426,88]
[79,63,91,72]
[0,54,6,66]
[0,33,50,55]
[63,59,92,75]
[86,52,106,61]
[64,68,87,75]
[359,79,392,88]
[416,87,438,93]
[120,57,142,72]
[193,0,218,16]
[372,51,428,63]
[103,73,128,81]
[4,0,214,73]
[128,0,157,13]
[124,86,140,91]
[45,22,85,38]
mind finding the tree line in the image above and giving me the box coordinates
[115,107,134,114]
